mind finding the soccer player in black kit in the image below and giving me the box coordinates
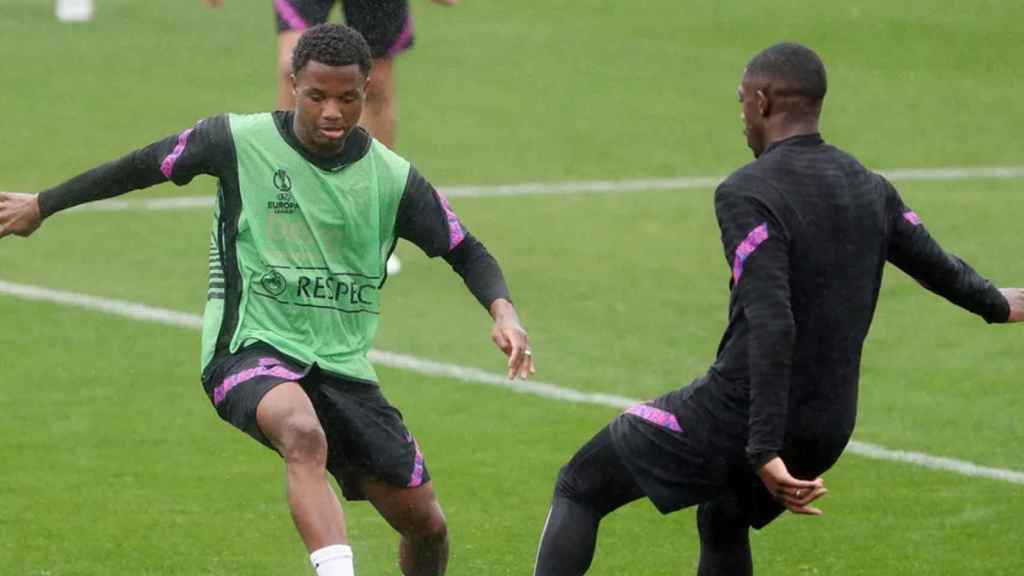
[531,42,1024,576]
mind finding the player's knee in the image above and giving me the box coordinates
[554,463,583,502]
[697,498,749,546]
[407,508,448,544]
[279,415,328,466]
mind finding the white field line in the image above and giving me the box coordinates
[2,278,1023,486]
[44,164,1024,212]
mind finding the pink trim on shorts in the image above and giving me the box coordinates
[386,13,415,58]
[212,357,304,406]
[732,223,769,283]
[625,404,682,433]
[407,434,425,488]
[436,191,466,250]
[274,0,309,31]
[160,127,194,179]
[903,211,922,226]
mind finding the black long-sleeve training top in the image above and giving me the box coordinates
[706,133,1008,470]
[37,112,510,308]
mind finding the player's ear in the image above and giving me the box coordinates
[756,89,770,118]
[290,73,298,96]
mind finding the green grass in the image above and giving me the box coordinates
[2,1,1023,574]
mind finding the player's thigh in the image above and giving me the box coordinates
[366,56,395,102]
[556,426,645,516]
[277,30,304,76]
[202,345,312,449]
[255,381,325,455]
[314,377,429,500]
[362,479,446,537]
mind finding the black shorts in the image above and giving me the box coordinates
[201,343,430,500]
[274,0,415,59]
[608,377,844,529]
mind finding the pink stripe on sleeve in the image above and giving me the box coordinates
[436,191,466,251]
[903,211,922,226]
[732,223,769,283]
[159,127,195,179]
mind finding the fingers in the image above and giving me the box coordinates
[775,478,827,514]
[493,325,533,380]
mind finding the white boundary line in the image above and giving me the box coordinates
[51,164,1024,212]
[2,278,1023,486]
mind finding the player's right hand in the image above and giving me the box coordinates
[757,456,828,515]
[0,192,43,239]
[1000,288,1024,322]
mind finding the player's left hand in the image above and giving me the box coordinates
[757,456,828,515]
[999,288,1024,322]
[0,192,43,239]
[489,299,535,380]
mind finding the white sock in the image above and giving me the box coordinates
[310,545,354,576]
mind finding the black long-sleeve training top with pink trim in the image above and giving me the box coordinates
[37,112,511,308]
[704,133,1008,470]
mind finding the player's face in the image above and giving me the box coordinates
[291,61,369,155]
[739,75,766,158]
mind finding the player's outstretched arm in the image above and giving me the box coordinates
[489,298,535,380]
[0,192,43,239]
[999,288,1024,322]
[884,180,1009,323]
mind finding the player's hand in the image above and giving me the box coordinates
[757,456,827,515]
[489,299,535,380]
[999,288,1024,322]
[0,192,43,239]
[431,0,458,6]
[205,0,223,7]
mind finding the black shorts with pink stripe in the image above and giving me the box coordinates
[274,0,415,59]
[201,342,429,500]
[608,376,843,529]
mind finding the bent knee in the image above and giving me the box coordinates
[278,416,328,465]
[406,506,448,543]
[554,463,583,501]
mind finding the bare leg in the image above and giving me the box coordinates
[256,382,348,551]
[276,30,303,110]
[362,479,448,576]
[361,56,397,148]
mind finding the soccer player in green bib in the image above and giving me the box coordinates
[0,24,534,576]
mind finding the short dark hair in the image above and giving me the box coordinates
[746,42,827,103]
[292,23,373,77]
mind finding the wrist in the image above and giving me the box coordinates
[489,298,516,321]
[749,450,778,473]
